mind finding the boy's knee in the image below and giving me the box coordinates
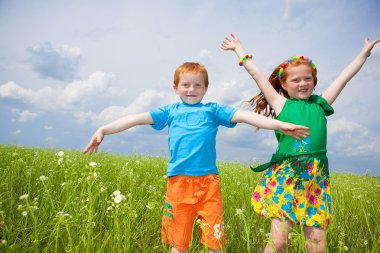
[171,247,188,253]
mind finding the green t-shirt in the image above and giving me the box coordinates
[252,95,334,172]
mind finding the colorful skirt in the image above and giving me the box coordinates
[251,154,332,228]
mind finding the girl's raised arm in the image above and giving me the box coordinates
[221,34,285,113]
[322,37,380,105]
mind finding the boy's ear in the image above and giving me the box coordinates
[173,84,178,92]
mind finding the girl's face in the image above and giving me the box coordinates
[281,64,315,100]
[174,72,208,105]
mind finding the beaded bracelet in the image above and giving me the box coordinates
[238,54,253,66]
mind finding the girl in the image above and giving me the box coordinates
[221,34,379,253]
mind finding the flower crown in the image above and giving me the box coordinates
[278,56,316,79]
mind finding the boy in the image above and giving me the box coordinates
[83,62,309,252]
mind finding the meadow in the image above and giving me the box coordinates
[0,145,379,252]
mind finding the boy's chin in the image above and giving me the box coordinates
[182,100,202,105]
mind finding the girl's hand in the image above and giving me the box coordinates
[221,34,241,51]
[362,37,380,57]
[83,130,104,154]
[280,123,310,140]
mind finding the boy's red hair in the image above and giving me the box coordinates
[173,62,209,87]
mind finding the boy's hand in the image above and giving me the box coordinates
[221,34,240,51]
[83,130,104,154]
[280,123,310,140]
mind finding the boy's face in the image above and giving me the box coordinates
[174,72,208,105]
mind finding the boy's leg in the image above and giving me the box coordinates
[264,218,292,253]
[304,226,326,253]
[171,247,188,253]
[196,174,225,251]
[162,175,197,251]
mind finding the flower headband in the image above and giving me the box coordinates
[278,56,316,79]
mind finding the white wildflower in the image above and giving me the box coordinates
[57,151,64,157]
[364,240,368,246]
[19,194,29,200]
[1,239,6,244]
[114,195,123,204]
[89,161,97,167]
[21,211,28,216]
[235,208,243,215]
[113,190,121,196]
[39,175,47,181]
[58,158,64,165]
[93,172,98,179]
[344,245,348,251]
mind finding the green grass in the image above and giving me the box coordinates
[0,145,379,252]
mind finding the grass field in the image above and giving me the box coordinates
[0,145,379,252]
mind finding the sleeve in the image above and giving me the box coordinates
[311,95,334,116]
[210,103,238,128]
[149,104,170,130]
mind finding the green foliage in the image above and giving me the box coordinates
[0,145,379,252]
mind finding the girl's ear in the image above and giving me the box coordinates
[279,80,287,91]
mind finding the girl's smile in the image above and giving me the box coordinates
[281,65,315,100]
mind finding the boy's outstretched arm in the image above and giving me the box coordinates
[322,37,380,105]
[83,112,154,154]
[221,34,285,113]
[231,110,309,140]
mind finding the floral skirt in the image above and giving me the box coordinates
[251,154,332,228]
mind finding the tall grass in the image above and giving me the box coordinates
[0,145,379,252]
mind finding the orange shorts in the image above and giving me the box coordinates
[161,174,226,251]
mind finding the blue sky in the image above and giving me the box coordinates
[1,0,380,176]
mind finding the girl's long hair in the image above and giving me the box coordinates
[248,58,318,118]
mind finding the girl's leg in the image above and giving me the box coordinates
[304,226,326,253]
[264,218,292,253]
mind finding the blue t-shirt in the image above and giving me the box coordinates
[149,102,237,176]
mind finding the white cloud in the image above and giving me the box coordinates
[26,42,82,81]
[76,88,177,126]
[43,125,53,130]
[11,130,22,135]
[0,72,115,110]
[15,110,38,122]
[199,49,212,59]
[44,137,59,147]
[207,79,253,107]
[328,117,368,135]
